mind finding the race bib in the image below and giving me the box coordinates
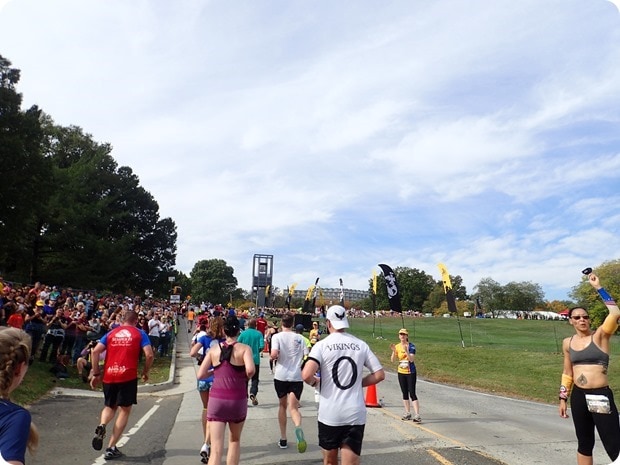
[399,361,409,370]
[585,394,611,414]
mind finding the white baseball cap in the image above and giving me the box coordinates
[326,305,349,329]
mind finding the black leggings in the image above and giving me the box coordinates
[397,371,417,401]
[570,385,620,461]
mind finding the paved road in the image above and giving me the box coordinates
[28,319,614,465]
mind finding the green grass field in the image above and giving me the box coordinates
[346,315,620,404]
[12,317,620,406]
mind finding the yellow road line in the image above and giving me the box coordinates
[380,409,467,447]
[427,448,455,464]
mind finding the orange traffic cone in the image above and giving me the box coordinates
[365,384,381,408]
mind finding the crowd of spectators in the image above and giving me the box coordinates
[0,277,178,368]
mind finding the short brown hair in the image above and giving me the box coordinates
[281,312,294,328]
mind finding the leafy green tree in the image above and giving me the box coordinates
[369,266,436,312]
[545,300,574,313]
[422,283,446,313]
[422,275,469,314]
[449,275,469,301]
[474,278,545,316]
[434,299,473,317]
[503,281,545,312]
[473,277,504,317]
[0,57,177,292]
[395,267,436,311]
[570,259,620,328]
[35,123,176,292]
[0,55,47,281]
[148,267,190,301]
[190,259,237,305]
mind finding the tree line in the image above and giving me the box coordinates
[187,259,620,331]
[0,55,177,295]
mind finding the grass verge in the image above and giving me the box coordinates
[13,353,171,406]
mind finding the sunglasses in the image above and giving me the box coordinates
[572,315,590,320]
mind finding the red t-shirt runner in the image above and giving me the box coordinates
[255,317,268,335]
[99,325,150,383]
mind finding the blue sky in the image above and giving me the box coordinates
[1,0,620,302]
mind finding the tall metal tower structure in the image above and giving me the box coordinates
[252,254,273,308]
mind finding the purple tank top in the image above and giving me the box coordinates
[206,343,248,423]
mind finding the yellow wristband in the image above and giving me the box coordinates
[559,374,573,400]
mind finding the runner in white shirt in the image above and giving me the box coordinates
[302,305,385,465]
[270,312,309,453]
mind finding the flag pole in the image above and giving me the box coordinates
[371,270,377,339]
[372,294,377,338]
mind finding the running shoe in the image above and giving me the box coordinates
[295,427,307,453]
[200,443,210,463]
[413,414,422,423]
[401,412,412,421]
[92,424,106,451]
[104,446,122,460]
[278,439,288,449]
[250,394,258,406]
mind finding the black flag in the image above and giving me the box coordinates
[378,264,402,313]
[445,288,458,314]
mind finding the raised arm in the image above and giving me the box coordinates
[588,273,620,335]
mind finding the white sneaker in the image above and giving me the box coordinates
[200,443,210,463]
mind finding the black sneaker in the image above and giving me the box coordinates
[104,446,122,460]
[250,394,258,406]
[92,424,106,451]
[278,439,288,449]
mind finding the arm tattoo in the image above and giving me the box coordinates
[577,373,588,386]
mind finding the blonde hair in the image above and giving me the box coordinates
[0,327,39,453]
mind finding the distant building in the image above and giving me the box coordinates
[292,287,369,303]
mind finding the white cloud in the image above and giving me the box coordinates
[1,0,619,301]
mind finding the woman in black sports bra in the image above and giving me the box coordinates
[559,272,620,465]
